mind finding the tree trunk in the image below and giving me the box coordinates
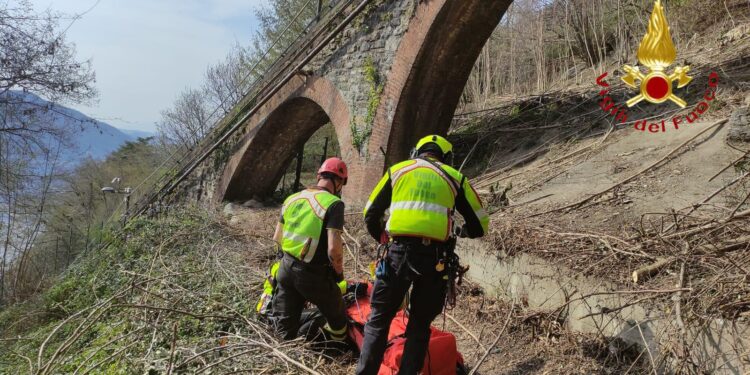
[294,145,304,191]
[321,137,329,165]
[67,225,73,268]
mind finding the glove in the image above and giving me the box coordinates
[337,280,348,294]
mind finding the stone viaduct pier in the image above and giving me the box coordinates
[183,0,512,207]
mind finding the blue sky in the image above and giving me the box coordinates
[29,0,267,132]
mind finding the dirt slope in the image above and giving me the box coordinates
[511,120,743,230]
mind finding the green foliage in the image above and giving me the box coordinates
[2,136,168,307]
[351,57,384,155]
[350,121,369,155]
[1,209,266,373]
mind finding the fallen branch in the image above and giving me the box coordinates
[445,313,487,352]
[674,262,687,335]
[80,341,139,375]
[468,300,515,375]
[697,235,750,254]
[632,257,677,284]
[662,171,748,233]
[72,325,143,374]
[708,149,750,182]
[578,295,661,319]
[729,190,750,218]
[111,304,236,320]
[250,338,322,375]
[459,136,482,172]
[662,208,750,239]
[176,343,250,369]
[490,194,554,215]
[166,322,179,375]
[632,236,750,284]
[195,349,260,374]
[342,227,370,277]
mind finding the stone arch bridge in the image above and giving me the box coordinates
[196,0,512,207]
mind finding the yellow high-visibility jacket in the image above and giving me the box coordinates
[363,157,489,242]
[281,188,341,262]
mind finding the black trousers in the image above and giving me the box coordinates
[271,255,347,340]
[356,240,448,375]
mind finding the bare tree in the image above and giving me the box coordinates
[0,0,96,305]
[154,0,324,152]
[204,45,253,116]
[0,0,96,106]
[461,0,646,108]
[157,88,214,150]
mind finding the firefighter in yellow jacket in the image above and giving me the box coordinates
[356,135,489,375]
[270,157,349,341]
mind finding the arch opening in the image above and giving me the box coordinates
[276,123,340,197]
[221,97,343,203]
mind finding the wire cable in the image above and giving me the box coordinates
[119,0,322,216]
[133,0,368,216]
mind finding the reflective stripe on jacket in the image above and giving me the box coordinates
[364,158,489,241]
[281,189,340,262]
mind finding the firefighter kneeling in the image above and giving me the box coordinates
[266,157,350,343]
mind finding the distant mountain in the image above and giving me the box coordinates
[119,128,155,140]
[2,91,140,169]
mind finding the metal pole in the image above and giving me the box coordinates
[123,194,130,226]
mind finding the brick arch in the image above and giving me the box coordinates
[215,75,353,202]
[354,0,513,197]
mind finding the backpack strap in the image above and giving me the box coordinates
[417,157,465,206]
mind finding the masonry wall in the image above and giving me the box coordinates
[171,0,418,208]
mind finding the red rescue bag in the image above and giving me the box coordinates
[346,283,466,375]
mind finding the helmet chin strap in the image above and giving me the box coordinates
[318,176,343,196]
[334,179,343,196]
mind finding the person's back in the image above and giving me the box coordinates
[385,158,478,242]
[280,188,341,262]
[357,135,489,375]
[270,158,350,342]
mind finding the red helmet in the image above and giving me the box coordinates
[318,157,348,184]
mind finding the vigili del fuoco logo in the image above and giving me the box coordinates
[595,0,719,133]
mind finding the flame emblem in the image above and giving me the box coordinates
[622,0,692,107]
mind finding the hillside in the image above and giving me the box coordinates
[2,1,750,374]
[0,205,656,374]
[2,91,146,168]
